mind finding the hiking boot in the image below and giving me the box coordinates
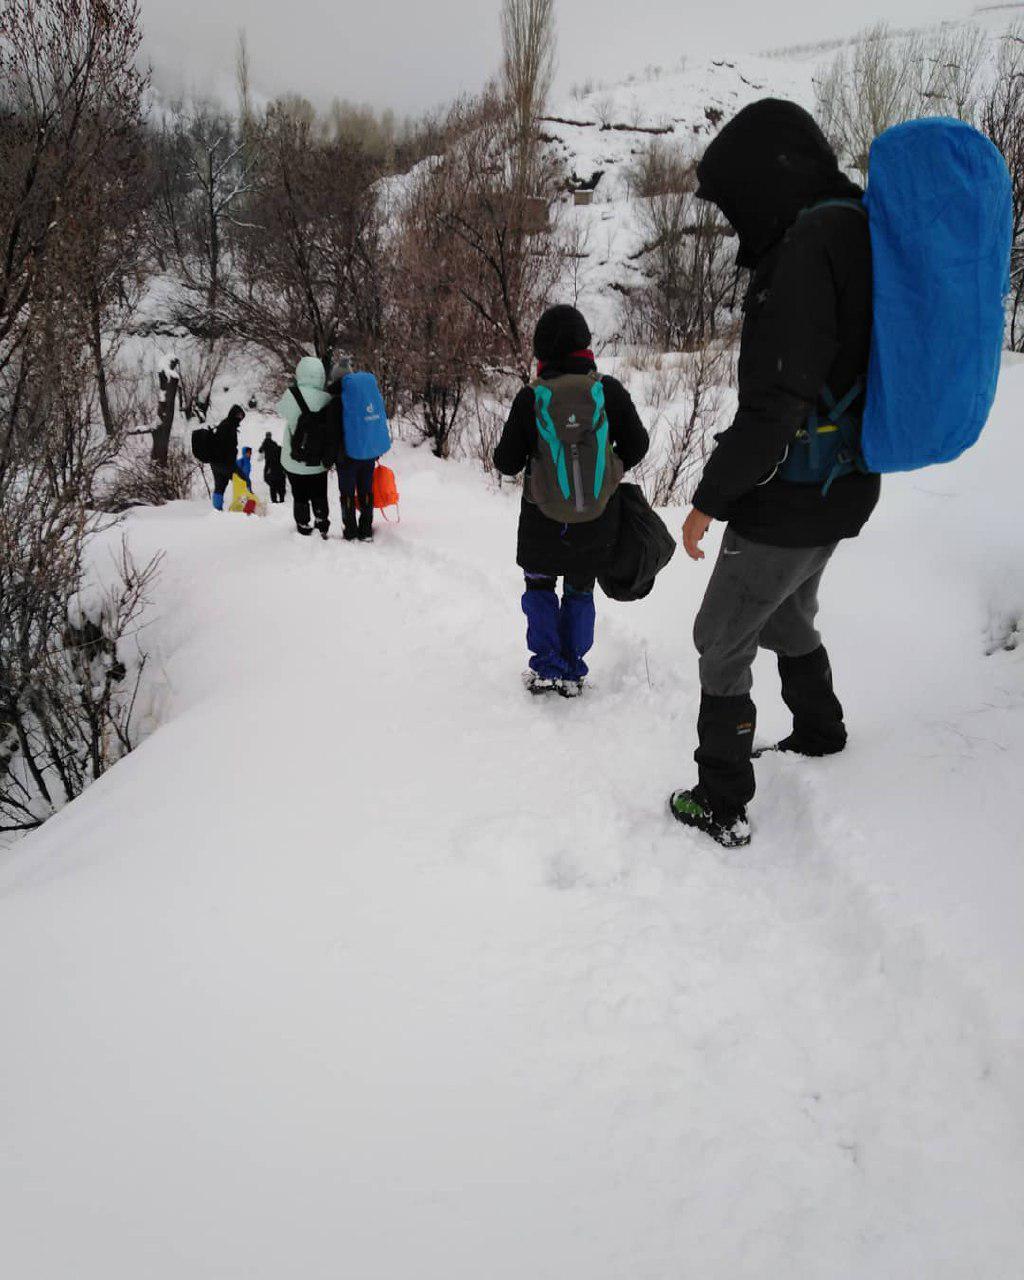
[669,787,751,849]
[753,733,846,759]
[357,529,374,543]
[557,677,585,699]
[296,523,313,537]
[523,671,559,696]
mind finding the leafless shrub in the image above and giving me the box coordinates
[634,345,730,506]
[625,139,693,199]
[1,518,160,833]
[594,94,615,129]
[621,172,738,352]
[99,445,198,513]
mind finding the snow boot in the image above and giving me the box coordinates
[557,677,585,699]
[316,518,330,541]
[296,522,313,537]
[776,646,847,756]
[524,671,559,696]
[357,503,374,542]
[669,787,751,849]
[212,491,224,511]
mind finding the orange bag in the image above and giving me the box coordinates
[373,465,400,521]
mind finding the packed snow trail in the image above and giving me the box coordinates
[2,373,1024,1278]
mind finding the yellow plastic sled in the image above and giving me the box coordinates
[229,473,264,516]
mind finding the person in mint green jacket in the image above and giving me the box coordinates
[276,356,332,538]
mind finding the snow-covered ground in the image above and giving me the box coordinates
[2,357,1023,1277]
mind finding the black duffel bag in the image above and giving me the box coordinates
[598,483,677,602]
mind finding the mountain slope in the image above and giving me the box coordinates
[1,364,1023,1278]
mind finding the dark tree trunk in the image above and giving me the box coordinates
[89,286,115,436]
[152,374,178,464]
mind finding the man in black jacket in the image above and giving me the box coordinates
[210,405,246,511]
[670,99,880,848]
[494,305,649,696]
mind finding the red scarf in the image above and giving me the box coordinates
[537,349,595,377]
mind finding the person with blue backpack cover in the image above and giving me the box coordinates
[668,99,1011,849]
[327,354,392,542]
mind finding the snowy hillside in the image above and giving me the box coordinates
[2,356,1023,1277]
[544,6,1024,342]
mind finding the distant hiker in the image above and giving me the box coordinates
[236,446,253,486]
[669,100,880,849]
[494,305,649,697]
[209,405,246,511]
[277,357,331,539]
[258,431,287,504]
[327,354,392,543]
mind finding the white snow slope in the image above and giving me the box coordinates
[2,363,1024,1279]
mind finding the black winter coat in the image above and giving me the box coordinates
[259,437,284,475]
[212,415,241,470]
[693,100,880,547]
[494,356,650,577]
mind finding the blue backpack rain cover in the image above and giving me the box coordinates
[341,371,392,460]
[861,118,1012,473]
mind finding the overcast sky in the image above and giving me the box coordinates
[143,0,968,116]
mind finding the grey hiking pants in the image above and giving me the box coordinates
[695,529,838,697]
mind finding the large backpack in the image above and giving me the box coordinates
[289,386,339,468]
[778,117,1012,491]
[190,426,217,464]
[529,373,623,523]
[340,372,391,460]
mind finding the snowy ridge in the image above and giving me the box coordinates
[1,361,1023,1276]
[543,9,1014,343]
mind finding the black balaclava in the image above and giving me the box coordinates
[696,99,861,269]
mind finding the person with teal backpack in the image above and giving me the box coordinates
[670,100,1011,849]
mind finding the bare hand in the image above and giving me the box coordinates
[682,507,713,561]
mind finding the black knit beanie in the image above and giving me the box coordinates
[532,305,592,363]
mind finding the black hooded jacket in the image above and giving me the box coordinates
[693,100,880,547]
[212,409,244,471]
[493,355,650,577]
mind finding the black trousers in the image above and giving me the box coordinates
[287,470,329,532]
[265,467,287,503]
[337,458,376,537]
[211,465,233,498]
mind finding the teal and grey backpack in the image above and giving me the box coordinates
[529,373,623,523]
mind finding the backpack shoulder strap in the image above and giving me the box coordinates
[291,385,310,416]
[803,198,868,220]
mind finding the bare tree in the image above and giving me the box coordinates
[0,0,159,832]
[414,90,564,381]
[982,25,1024,349]
[219,104,386,370]
[816,23,986,177]
[501,0,556,191]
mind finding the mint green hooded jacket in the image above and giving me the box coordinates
[276,357,331,476]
